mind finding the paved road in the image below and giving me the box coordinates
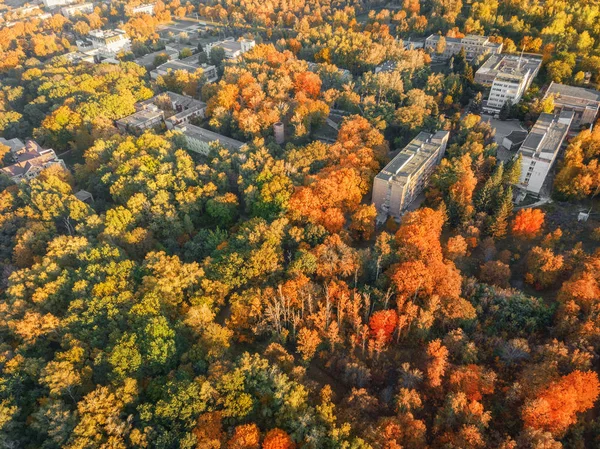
[481,114,528,145]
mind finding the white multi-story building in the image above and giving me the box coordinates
[77,29,131,58]
[544,82,600,131]
[517,111,574,196]
[204,38,255,59]
[60,2,93,18]
[372,131,449,221]
[0,139,66,183]
[129,3,155,15]
[425,34,502,62]
[175,124,246,155]
[477,54,543,112]
[42,0,76,8]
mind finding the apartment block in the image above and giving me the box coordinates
[175,124,246,155]
[77,29,131,58]
[544,82,600,130]
[115,104,164,134]
[117,91,208,134]
[151,57,218,83]
[425,34,502,61]
[372,131,449,221]
[129,3,154,15]
[517,111,574,196]
[0,139,66,183]
[60,2,93,18]
[204,38,255,59]
[42,0,76,8]
[477,54,542,112]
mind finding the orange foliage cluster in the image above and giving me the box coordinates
[369,309,398,344]
[511,209,545,239]
[522,371,600,436]
[426,339,449,388]
[449,365,496,401]
[228,424,261,449]
[262,429,295,449]
[557,250,600,344]
[206,45,330,138]
[389,208,473,327]
[289,116,386,232]
[526,247,564,289]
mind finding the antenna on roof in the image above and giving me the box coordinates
[518,45,525,68]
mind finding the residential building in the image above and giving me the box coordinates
[115,104,164,134]
[42,0,76,8]
[150,58,218,83]
[204,38,255,59]
[475,54,542,86]
[543,82,600,130]
[1,5,46,20]
[129,3,154,15]
[477,54,543,113]
[425,34,502,61]
[372,131,450,221]
[117,92,207,133]
[516,111,574,196]
[0,139,66,183]
[63,49,98,63]
[60,2,93,18]
[133,48,179,68]
[401,37,425,50]
[77,29,131,58]
[137,92,207,129]
[175,124,246,155]
[0,137,27,154]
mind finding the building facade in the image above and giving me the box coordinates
[425,34,502,61]
[130,3,154,15]
[42,0,76,8]
[204,38,255,59]
[60,2,93,18]
[77,29,131,58]
[175,124,246,155]
[543,82,600,130]
[476,54,542,112]
[517,111,574,196]
[372,131,450,221]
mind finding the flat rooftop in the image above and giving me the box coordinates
[376,131,449,186]
[177,124,245,150]
[134,49,178,67]
[426,34,502,50]
[153,59,200,74]
[139,91,206,110]
[116,108,163,128]
[477,53,542,79]
[545,82,600,105]
[519,111,573,161]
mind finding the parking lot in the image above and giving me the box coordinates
[481,114,528,162]
[481,114,528,144]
